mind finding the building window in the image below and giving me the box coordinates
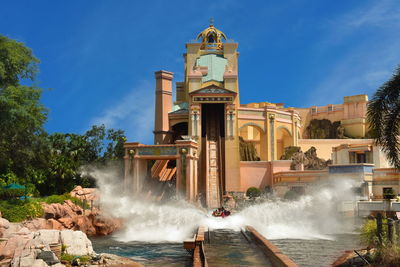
[311,107,317,114]
[356,153,366,163]
[328,105,334,112]
[349,151,372,164]
[383,187,395,199]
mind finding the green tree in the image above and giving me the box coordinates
[367,66,400,169]
[0,35,127,196]
[0,35,46,193]
[0,85,48,180]
[0,35,39,89]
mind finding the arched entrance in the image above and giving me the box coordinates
[276,127,292,159]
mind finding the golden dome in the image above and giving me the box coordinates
[196,19,227,50]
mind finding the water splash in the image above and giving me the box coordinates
[85,166,359,242]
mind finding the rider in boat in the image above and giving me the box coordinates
[212,207,231,217]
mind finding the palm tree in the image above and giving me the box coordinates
[367,66,400,169]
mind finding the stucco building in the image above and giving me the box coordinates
[124,23,398,207]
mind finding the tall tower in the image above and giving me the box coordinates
[154,70,173,144]
[176,21,241,208]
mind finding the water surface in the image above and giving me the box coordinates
[90,236,191,267]
[271,234,360,267]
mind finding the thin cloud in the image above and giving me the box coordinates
[304,0,400,106]
[90,80,155,144]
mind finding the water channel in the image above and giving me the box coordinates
[91,231,359,267]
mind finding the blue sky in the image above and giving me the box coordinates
[1,0,400,144]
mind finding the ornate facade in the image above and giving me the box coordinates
[124,23,383,208]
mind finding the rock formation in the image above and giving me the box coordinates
[239,136,260,161]
[282,146,332,170]
[20,200,121,236]
[0,220,142,267]
[304,119,343,139]
[69,186,98,204]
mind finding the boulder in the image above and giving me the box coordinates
[42,202,77,220]
[32,259,49,267]
[70,186,98,203]
[60,230,93,256]
[17,227,31,236]
[36,250,60,265]
[91,215,122,236]
[0,217,10,237]
[34,230,61,245]
[22,218,50,231]
[39,200,121,236]
[46,219,64,230]
[0,218,10,229]
[58,217,75,229]
[2,234,32,266]
[96,253,144,267]
[75,215,96,236]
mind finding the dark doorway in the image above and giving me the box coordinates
[171,122,188,143]
[200,103,225,208]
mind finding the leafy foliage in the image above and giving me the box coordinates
[0,188,25,199]
[0,36,39,88]
[360,219,383,248]
[246,187,261,198]
[0,85,48,181]
[37,194,90,209]
[367,66,400,169]
[0,34,127,196]
[0,199,43,222]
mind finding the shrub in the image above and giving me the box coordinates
[360,218,389,248]
[40,194,89,209]
[373,245,400,266]
[0,199,43,222]
[0,188,25,199]
[61,254,91,263]
[246,187,261,199]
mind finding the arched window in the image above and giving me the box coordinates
[239,125,262,157]
[276,127,292,159]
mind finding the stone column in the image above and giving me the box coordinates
[269,114,276,160]
[154,70,173,144]
[176,139,198,202]
[123,149,131,192]
[132,157,147,194]
[226,104,235,139]
[190,104,201,139]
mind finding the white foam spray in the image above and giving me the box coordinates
[86,166,359,242]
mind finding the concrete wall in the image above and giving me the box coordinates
[273,170,328,197]
[295,94,368,139]
[373,148,392,168]
[246,226,299,267]
[239,160,291,192]
[298,139,372,161]
[372,168,400,199]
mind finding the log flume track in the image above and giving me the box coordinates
[184,226,298,267]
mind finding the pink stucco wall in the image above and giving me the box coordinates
[239,161,291,191]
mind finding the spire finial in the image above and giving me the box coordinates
[209,17,214,26]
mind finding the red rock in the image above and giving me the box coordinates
[58,217,74,229]
[22,218,49,231]
[74,216,96,236]
[0,235,27,260]
[47,219,64,230]
[92,215,122,236]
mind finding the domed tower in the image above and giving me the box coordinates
[174,21,241,208]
